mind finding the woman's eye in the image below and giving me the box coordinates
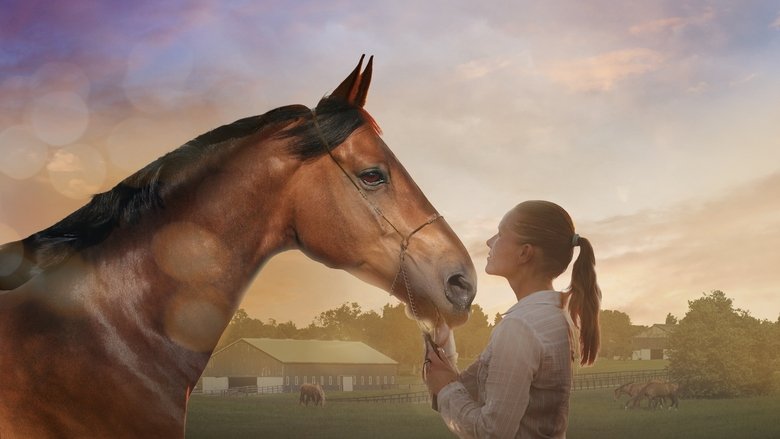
[359,170,386,187]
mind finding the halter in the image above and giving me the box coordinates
[309,109,441,325]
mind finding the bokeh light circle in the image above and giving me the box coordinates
[28,91,90,146]
[0,125,49,179]
[46,143,107,199]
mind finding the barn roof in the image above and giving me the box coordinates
[634,324,675,339]
[217,338,398,365]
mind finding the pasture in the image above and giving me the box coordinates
[185,387,780,438]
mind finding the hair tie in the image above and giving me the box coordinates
[571,234,580,247]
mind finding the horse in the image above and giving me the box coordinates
[0,56,476,438]
[625,382,679,410]
[614,382,647,401]
[299,383,325,407]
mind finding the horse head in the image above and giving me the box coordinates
[288,56,476,329]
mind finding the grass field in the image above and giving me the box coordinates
[572,358,668,374]
[185,386,780,438]
[451,358,668,375]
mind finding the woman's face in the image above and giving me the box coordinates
[485,214,522,278]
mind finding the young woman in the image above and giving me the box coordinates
[424,200,601,438]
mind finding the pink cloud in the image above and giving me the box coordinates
[544,48,665,92]
[629,8,715,35]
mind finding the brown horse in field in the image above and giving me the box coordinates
[0,56,476,438]
[614,382,648,401]
[625,382,680,409]
[299,383,326,407]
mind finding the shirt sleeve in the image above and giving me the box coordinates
[437,318,542,439]
[457,359,481,401]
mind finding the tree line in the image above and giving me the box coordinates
[218,300,647,371]
[216,290,780,396]
[216,302,494,372]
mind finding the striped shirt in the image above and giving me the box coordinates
[438,290,574,438]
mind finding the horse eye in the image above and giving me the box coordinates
[358,170,386,187]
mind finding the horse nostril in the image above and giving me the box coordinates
[445,273,475,311]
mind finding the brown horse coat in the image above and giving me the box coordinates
[299,383,326,407]
[625,382,679,409]
[614,382,647,400]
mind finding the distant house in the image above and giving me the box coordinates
[199,338,398,393]
[632,324,675,360]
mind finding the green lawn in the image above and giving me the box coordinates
[452,357,668,374]
[186,387,780,438]
[569,389,780,439]
[573,358,668,374]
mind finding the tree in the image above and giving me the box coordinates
[665,313,678,325]
[668,290,776,398]
[454,304,492,360]
[216,308,274,349]
[231,308,249,325]
[373,303,423,371]
[314,302,365,341]
[599,310,633,360]
[775,319,780,372]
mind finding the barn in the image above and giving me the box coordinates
[632,324,675,360]
[200,338,399,393]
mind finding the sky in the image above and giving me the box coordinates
[1,0,779,328]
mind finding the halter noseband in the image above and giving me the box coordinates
[309,109,441,324]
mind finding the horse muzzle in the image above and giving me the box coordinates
[444,272,475,312]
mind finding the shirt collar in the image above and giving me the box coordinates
[502,290,561,315]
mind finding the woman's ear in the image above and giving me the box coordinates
[516,243,535,264]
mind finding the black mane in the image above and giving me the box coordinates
[14,97,375,273]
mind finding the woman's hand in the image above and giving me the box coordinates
[423,341,459,395]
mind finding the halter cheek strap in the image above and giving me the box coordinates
[310,109,404,237]
[309,109,441,323]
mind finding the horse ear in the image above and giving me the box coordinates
[330,55,373,108]
[354,56,372,108]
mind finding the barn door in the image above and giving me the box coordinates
[342,376,353,392]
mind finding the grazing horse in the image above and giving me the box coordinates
[0,56,476,438]
[614,382,647,401]
[625,382,680,410]
[299,383,326,407]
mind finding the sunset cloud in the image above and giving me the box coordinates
[629,8,715,35]
[544,49,665,92]
[455,56,516,80]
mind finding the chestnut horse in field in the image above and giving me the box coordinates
[299,383,326,407]
[614,382,649,401]
[625,382,680,410]
[0,56,476,438]
[615,381,680,409]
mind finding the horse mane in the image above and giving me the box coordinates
[15,96,378,273]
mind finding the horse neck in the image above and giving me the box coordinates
[91,134,299,362]
[175,134,299,278]
[156,136,298,283]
